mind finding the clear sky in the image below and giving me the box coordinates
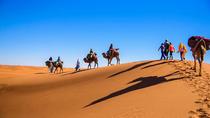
[0,0,210,68]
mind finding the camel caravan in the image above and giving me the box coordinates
[45,44,120,73]
[45,36,210,76]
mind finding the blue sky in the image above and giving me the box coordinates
[0,0,210,68]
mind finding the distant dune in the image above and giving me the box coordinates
[0,60,210,118]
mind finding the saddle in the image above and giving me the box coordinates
[188,36,210,50]
[55,61,63,66]
[107,48,119,58]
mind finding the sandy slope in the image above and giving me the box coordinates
[1,60,209,118]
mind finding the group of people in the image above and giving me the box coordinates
[158,40,187,61]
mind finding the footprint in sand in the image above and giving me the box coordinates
[189,110,199,118]
[196,108,210,118]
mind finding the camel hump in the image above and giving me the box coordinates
[188,36,202,48]
[188,36,210,50]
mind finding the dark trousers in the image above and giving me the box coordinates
[169,51,173,60]
[164,50,169,60]
[160,51,165,60]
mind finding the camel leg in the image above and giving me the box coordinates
[199,51,204,76]
[194,59,197,72]
[60,67,63,74]
[54,67,57,74]
[199,59,202,76]
[193,54,196,72]
[88,63,91,69]
[51,67,54,73]
[109,58,113,66]
[61,67,63,73]
[117,56,120,64]
[95,62,98,68]
[94,62,96,69]
[107,59,110,66]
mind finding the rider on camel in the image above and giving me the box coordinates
[87,49,94,59]
[107,43,114,56]
[56,56,62,65]
[49,57,53,63]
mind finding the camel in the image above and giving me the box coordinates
[45,61,64,74]
[83,53,98,69]
[188,36,210,76]
[102,49,120,66]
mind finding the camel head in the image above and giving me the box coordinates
[83,58,89,63]
[45,61,51,67]
[102,52,108,59]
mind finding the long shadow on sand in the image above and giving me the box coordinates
[107,60,157,78]
[107,60,166,78]
[61,69,91,76]
[34,72,47,74]
[142,61,168,69]
[85,71,181,108]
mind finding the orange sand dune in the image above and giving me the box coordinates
[1,60,210,118]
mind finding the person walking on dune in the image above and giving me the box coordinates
[75,59,80,72]
[178,43,187,61]
[169,42,175,60]
[158,43,165,60]
[164,40,170,60]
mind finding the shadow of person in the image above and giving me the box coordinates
[61,69,90,76]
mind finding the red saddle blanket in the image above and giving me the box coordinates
[188,36,210,50]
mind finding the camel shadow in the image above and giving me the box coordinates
[107,60,158,78]
[142,61,168,69]
[85,71,181,108]
[107,60,168,78]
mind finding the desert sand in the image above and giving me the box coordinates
[0,60,210,118]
